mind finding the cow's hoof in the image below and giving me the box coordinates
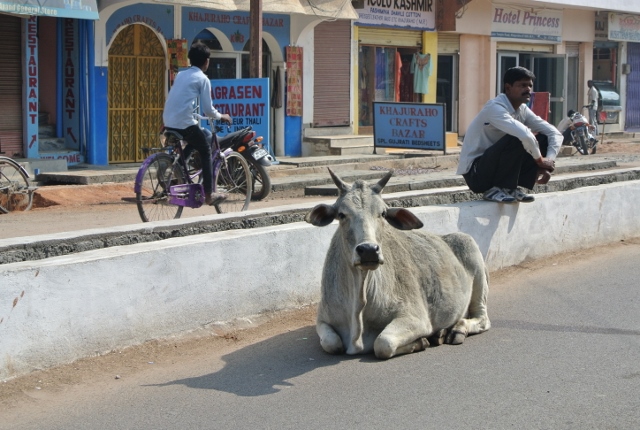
[446,330,466,345]
[427,330,446,347]
[417,337,429,351]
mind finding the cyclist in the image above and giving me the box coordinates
[163,42,232,206]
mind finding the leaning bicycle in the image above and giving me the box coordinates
[0,155,37,214]
[134,119,252,223]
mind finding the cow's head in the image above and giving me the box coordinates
[305,168,423,270]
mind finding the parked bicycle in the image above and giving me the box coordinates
[0,155,37,214]
[134,115,252,223]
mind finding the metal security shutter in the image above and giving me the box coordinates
[0,15,23,157]
[438,33,460,54]
[565,42,580,57]
[625,42,640,130]
[358,26,422,48]
[314,20,351,127]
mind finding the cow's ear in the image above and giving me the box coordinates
[385,207,424,230]
[305,204,337,227]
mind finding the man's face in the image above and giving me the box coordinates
[504,78,533,108]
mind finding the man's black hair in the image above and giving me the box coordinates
[503,67,536,92]
[567,109,576,116]
[188,42,210,68]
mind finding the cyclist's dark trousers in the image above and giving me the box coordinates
[181,125,213,195]
[463,134,548,193]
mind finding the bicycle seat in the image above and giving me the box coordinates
[163,128,184,144]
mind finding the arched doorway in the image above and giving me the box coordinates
[108,24,165,163]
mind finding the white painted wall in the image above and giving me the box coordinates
[2,180,640,380]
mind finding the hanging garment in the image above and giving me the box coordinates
[410,52,432,94]
[271,66,282,109]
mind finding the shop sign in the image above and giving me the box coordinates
[210,78,271,154]
[491,5,562,43]
[354,0,435,30]
[25,16,38,158]
[0,0,98,20]
[595,13,609,42]
[373,102,445,153]
[608,13,640,42]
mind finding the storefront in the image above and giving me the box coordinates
[0,0,98,161]
[606,12,640,131]
[491,5,568,126]
[351,1,437,135]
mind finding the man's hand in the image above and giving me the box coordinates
[220,114,232,125]
[536,169,551,185]
[536,157,555,173]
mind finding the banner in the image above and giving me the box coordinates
[286,46,303,117]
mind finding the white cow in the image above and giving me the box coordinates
[305,168,490,359]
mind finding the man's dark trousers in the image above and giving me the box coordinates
[463,134,549,194]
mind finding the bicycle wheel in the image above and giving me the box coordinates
[213,151,252,214]
[0,158,33,213]
[135,153,185,222]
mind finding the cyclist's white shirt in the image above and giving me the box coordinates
[456,93,563,175]
[163,66,222,129]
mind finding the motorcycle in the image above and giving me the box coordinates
[215,125,272,201]
[566,109,598,155]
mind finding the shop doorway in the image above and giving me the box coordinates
[358,46,422,134]
[497,52,566,126]
[108,24,165,163]
[437,54,457,132]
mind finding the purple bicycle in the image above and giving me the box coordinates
[134,118,252,223]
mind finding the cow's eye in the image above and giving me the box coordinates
[337,212,346,220]
[382,210,387,218]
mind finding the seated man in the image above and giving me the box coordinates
[556,109,577,146]
[456,66,562,203]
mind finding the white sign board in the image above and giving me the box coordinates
[491,5,562,43]
[354,0,435,30]
[609,13,640,42]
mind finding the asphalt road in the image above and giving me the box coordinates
[2,240,639,429]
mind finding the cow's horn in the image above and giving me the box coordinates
[328,168,350,195]
[371,169,394,193]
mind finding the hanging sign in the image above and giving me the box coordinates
[210,78,271,154]
[373,102,445,154]
[491,5,562,43]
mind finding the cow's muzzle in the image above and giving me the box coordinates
[355,242,383,269]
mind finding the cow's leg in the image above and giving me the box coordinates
[373,317,431,359]
[317,321,345,355]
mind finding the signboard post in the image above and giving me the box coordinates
[373,102,446,155]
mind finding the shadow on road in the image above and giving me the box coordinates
[148,326,378,396]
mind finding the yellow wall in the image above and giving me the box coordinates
[421,31,438,104]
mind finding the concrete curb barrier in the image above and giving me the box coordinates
[2,180,640,380]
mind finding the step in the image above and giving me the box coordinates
[3,166,640,266]
[303,159,619,196]
[36,167,138,185]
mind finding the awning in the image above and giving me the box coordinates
[0,0,99,20]
[156,0,358,19]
